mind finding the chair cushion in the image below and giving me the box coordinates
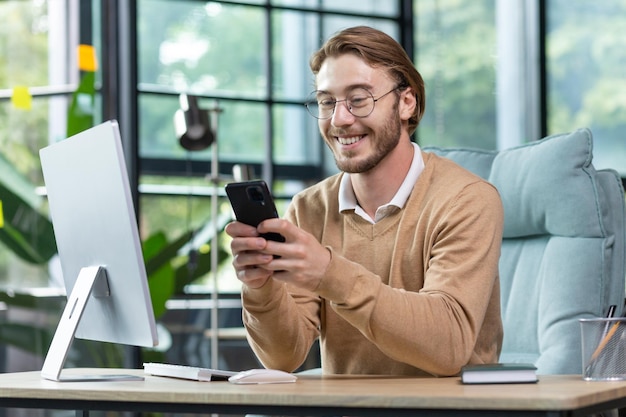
[426,129,605,238]
[421,148,496,180]
[489,130,602,238]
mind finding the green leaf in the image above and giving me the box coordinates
[142,223,230,310]
[142,232,177,318]
[173,244,230,294]
[0,291,65,313]
[0,323,54,356]
[0,153,57,264]
[147,261,175,319]
[143,230,193,276]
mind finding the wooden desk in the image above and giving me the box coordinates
[0,368,625,416]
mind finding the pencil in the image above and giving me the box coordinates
[590,320,620,362]
[589,304,619,360]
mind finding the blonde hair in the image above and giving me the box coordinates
[310,26,425,135]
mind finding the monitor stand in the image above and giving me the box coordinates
[41,266,144,382]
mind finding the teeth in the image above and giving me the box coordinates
[337,136,362,145]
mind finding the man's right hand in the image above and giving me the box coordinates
[225,221,275,288]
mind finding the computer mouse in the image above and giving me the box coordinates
[228,368,297,384]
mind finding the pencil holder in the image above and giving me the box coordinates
[580,318,626,381]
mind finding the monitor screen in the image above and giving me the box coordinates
[39,120,158,381]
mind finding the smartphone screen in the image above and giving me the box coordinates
[225,180,285,242]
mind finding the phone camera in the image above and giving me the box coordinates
[247,186,266,205]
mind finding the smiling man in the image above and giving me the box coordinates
[225,26,504,377]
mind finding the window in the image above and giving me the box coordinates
[136,1,404,179]
[414,0,497,149]
[132,1,407,294]
[0,0,78,288]
[415,0,626,180]
[546,0,626,176]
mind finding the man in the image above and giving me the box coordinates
[225,26,503,377]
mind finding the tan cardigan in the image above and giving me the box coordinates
[242,151,504,376]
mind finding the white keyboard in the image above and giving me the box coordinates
[143,362,237,382]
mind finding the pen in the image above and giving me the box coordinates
[601,305,617,340]
[606,305,617,320]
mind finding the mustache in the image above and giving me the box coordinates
[327,129,366,137]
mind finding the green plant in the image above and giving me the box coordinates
[0,153,57,265]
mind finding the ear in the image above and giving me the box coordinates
[398,87,416,122]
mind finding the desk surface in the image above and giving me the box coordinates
[0,368,625,416]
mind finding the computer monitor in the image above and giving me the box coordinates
[39,120,158,381]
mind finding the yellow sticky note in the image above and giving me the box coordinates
[11,86,32,110]
[78,44,98,72]
[0,200,4,228]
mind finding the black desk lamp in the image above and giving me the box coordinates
[174,94,214,151]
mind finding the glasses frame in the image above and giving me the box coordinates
[304,85,403,120]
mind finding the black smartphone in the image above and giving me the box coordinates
[225,180,285,242]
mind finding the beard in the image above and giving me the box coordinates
[325,100,402,174]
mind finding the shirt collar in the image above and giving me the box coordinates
[339,142,424,223]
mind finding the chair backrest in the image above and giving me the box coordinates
[424,128,626,374]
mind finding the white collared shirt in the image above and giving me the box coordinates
[338,142,425,224]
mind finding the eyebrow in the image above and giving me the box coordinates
[315,83,375,96]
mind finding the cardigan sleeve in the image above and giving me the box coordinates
[240,258,323,372]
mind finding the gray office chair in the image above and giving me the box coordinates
[424,128,626,374]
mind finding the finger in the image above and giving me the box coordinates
[257,218,295,241]
[225,221,261,238]
[230,235,267,256]
[232,251,273,270]
[236,267,272,289]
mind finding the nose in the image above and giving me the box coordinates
[330,100,355,126]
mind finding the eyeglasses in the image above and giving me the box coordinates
[304,85,402,120]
